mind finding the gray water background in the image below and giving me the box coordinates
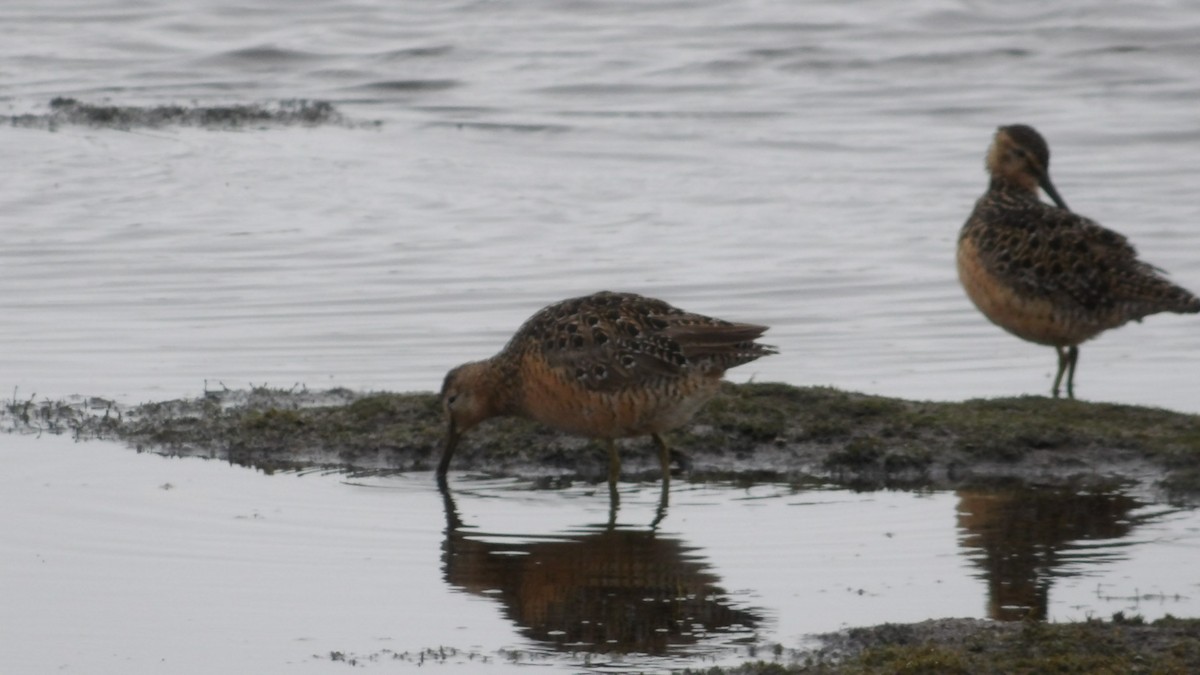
[3,0,1199,408]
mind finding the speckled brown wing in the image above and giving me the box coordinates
[660,316,776,372]
[507,291,774,393]
[965,194,1199,320]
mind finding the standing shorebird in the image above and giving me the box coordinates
[957,124,1199,398]
[437,291,776,486]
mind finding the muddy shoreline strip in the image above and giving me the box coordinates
[311,616,1200,672]
[681,615,1200,674]
[6,382,1199,498]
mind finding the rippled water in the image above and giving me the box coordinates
[3,0,1200,409]
[3,3,1200,671]
[3,437,1199,673]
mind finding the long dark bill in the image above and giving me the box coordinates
[1038,172,1069,210]
[437,421,460,483]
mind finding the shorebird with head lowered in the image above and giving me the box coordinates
[437,291,776,487]
[957,124,1199,398]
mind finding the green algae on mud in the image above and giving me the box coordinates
[5,382,1200,495]
[680,615,1200,675]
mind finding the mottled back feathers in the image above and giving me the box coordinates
[963,190,1198,320]
[503,291,776,392]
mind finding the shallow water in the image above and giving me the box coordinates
[3,436,1198,673]
[3,0,1200,409]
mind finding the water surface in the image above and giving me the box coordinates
[3,0,1200,409]
[3,437,1197,673]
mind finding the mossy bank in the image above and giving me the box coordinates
[6,382,1199,497]
[684,615,1200,675]
[315,616,1200,674]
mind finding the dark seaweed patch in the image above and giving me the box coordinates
[5,97,375,130]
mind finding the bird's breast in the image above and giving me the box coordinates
[957,236,1103,347]
[518,360,721,439]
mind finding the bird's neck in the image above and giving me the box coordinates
[475,356,523,418]
[988,176,1042,202]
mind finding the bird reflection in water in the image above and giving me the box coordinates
[438,482,759,655]
[956,483,1157,620]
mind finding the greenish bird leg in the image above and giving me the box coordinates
[1065,346,1079,399]
[1052,346,1068,398]
[652,433,671,483]
[607,439,620,487]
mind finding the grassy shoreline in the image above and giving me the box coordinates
[684,615,1200,674]
[6,382,1199,496]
